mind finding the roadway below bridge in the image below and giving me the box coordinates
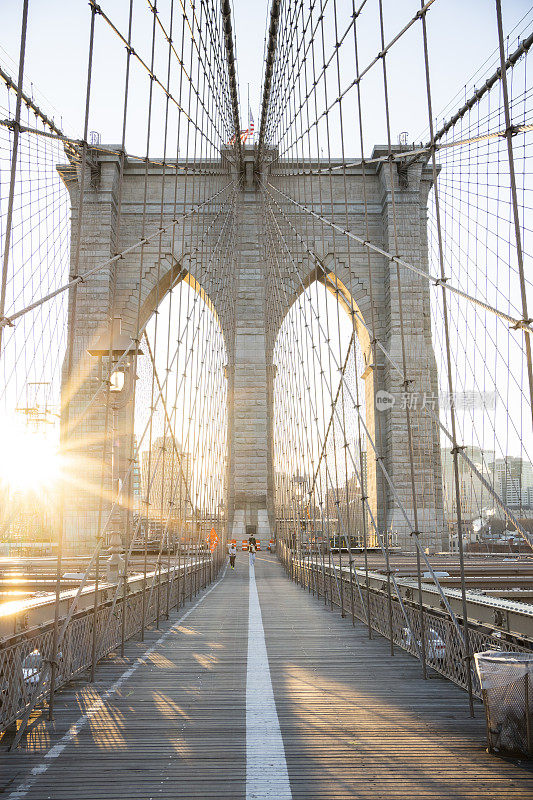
[1,555,532,799]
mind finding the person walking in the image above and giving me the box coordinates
[229,541,237,570]
[249,540,256,567]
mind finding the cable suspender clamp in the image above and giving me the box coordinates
[511,318,533,331]
[501,124,520,138]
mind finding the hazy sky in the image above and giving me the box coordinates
[1,0,532,467]
[1,0,532,153]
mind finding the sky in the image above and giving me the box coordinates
[0,0,531,152]
[1,0,533,472]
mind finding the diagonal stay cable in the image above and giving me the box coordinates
[264,180,533,335]
[261,179,533,551]
[0,179,236,329]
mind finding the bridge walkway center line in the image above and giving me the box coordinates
[247,558,292,799]
[1,555,533,798]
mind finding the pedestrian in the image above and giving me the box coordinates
[249,540,256,567]
[229,541,237,570]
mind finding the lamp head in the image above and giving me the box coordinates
[87,318,143,357]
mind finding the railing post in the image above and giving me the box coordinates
[328,548,334,611]
[525,674,532,754]
[90,548,101,681]
[120,566,128,658]
[154,558,160,630]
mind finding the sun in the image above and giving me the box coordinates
[0,415,61,494]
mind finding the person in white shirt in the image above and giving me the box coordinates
[229,542,237,569]
[249,541,256,566]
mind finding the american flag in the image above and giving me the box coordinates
[228,105,255,145]
[240,106,254,144]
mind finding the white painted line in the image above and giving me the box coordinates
[7,564,228,800]
[246,560,292,800]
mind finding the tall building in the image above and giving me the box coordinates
[441,446,495,523]
[141,437,192,530]
[490,457,533,509]
[442,447,533,524]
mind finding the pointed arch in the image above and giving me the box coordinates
[271,259,380,548]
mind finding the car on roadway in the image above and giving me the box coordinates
[21,649,65,689]
[21,650,43,687]
[400,627,446,663]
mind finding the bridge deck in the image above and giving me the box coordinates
[2,555,532,799]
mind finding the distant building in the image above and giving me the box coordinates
[441,446,495,524]
[489,456,533,510]
[442,447,533,529]
[141,437,192,531]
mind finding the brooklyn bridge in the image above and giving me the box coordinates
[0,0,533,797]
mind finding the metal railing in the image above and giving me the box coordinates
[279,543,531,699]
[0,553,222,734]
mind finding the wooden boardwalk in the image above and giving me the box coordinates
[1,554,532,799]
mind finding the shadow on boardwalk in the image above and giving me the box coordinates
[1,555,532,799]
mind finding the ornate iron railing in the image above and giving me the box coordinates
[279,543,531,700]
[0,555,220,733]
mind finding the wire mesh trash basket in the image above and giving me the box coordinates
[474,651,533,757]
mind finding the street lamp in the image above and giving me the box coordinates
[88,317,142,407]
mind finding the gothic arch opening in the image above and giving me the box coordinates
[132,271,229,553]
[63,253,230,554]
[271,268,378,555]
[116,252,226,342]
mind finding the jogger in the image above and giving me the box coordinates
[229,542,237,569]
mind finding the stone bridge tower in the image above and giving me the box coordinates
[59,144,444,555]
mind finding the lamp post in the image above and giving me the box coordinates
[87,317,143,581]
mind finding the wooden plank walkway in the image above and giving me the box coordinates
[1,554,532,799]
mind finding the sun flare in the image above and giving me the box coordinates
[0,416,61,494]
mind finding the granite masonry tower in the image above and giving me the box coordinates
[59,144,444,554]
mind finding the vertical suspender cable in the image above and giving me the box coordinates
[0,0,29,355]
[495,0,533,429]
[419,0,476,716]
[49,1,97,718]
